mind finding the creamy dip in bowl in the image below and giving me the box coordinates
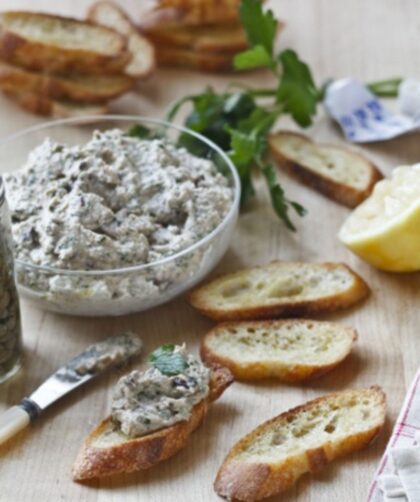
[0,117,240,316]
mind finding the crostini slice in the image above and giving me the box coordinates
[190,261,370,321]
[2,88,108,118]
[215,386,386,501]
[72,364,233,481]
[0,11,131,75]
[0,61,134,103]
[87,1,155,79]
[201,319,357,382]
[269,131,383,207]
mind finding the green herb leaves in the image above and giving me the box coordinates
[234,45,272,70]
[149,345,188,376]
[239,0,277,56]
[128,124,153,139]
[234,0,276,71]
[235,1,319,127]
[263,164,307,231]
[277,49,318,127]
[165,0,323,230]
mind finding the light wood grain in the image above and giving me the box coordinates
[0,1,419,501]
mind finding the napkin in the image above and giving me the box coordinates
[324,79,420,143]
[367,369,420,502]
[389,439,420,501]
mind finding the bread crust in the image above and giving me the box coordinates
[139,5,241,30]
[72,401,208,481]
[0,12,131,75]
[155,46,235,72]
[87,2,156,79]
[144,24,249,54]
[201,319,357,382]
[72,365,233,481]
[189,261,370,322]
[269,131,383,208]
[0,62,134,103]
[214,386,386,501]
[2,88,108,117]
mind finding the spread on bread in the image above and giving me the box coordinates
[112,345,210,437]
[72,346,233,480]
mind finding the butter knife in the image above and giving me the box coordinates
[0,332,142,446]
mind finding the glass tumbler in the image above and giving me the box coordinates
[0,177,22,383]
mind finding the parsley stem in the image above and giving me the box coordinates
[165,94,196,122]
[367,78,402,98]
[226,83,277,97]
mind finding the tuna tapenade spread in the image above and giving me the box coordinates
[3,129,233,313]
[112,345,210,437]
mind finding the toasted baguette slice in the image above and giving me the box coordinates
[190,261,370,321]
[144,23,249,54]
[215,386,386,501]
[88,2,155,78]
[140,3,241,29]
[155,46,235,72]
[0,12,132,76]
[0,62,133,103]
[158,0,239,7]
[2,89,107,118]
[269,131,383,208]
[201,319,357,382]
[72,365,233,481]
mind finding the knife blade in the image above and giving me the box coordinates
[0,332,142,446]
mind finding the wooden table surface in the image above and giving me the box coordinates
[0,1,419,501]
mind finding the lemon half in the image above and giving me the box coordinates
[339,164,420,272]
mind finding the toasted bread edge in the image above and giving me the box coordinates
[214,386,386,501]
[189,262,371,322]
[200,320,358,381]
[268,131,383,208]
[72,365,233,481]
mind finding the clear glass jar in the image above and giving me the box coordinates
[0,177,22,383]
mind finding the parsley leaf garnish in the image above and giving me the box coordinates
[277,49,319,127]
[234,45,272,71]
[262,163,307,231]
[239,0,277,56]
[149,345,188,376]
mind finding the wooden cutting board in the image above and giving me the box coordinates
[0,1,419,501]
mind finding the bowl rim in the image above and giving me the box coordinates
[2,115,240,276]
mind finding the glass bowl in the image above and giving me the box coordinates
[0,116,240,316]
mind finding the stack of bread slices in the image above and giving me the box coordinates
[138,0,271,72]
[0,5,154,117]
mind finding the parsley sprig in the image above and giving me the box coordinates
[165,0,403,230]
[166,0,320,230]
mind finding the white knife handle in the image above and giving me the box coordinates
[0,405,30,445]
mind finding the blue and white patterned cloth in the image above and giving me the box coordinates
[324,79,420,143]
